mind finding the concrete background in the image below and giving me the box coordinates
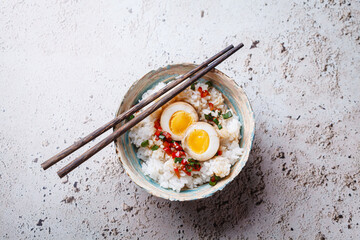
[0,0,359,239]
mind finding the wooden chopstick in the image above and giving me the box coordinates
[57,43,244,178]
[41,45,234,170]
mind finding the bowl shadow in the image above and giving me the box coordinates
[168,133,265,238]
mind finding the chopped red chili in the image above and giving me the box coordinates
[163,141,170,148]
[163,147,172,155]
[209,103,214,111]
[163,131,172,140]
[201,90,209,98]
[172,151,182,159]
[217,150,222,156]
[198,86,203,94]
[173,142,183,151]
[154,119,162,130]
[154,130,161,136]
[193,164,201,171]
[181,166,192,176]
[174,168,180,178]
[181,159,188,165]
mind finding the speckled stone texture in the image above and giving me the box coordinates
[0,0,359,239]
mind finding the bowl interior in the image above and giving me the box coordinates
[114,63,255,201]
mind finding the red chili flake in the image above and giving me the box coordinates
[163,141,170,148]
[181,159,188,165]
[174,168,180,178]
[154,119,162,130]
[201,90,209,98]
[217,150,222,156]
[173,142,183,151]
[193,164,201,171]
[209,103,214,111]
[163,147,172,155]
[163,131,172,140]
[198,86,203,94]
[155,130,161,136]
[172,151,181,159]
[179,151,186,156]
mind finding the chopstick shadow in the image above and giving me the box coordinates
[171,134,265,237]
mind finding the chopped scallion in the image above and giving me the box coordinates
[159,134,165,140]
[222,111,233,119]
[141,140,149,147]
[151,145,159,151]
[191,83,195,90]
[209,181,216,186]
[217,124,223,130]
[188,158,196,166]
[174,157,183,163]
[205,81,212,88]
[204,113,213,121]
[213,118,219,125]
[209,175,221,186]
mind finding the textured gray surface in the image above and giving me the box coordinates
[0,0,359,239]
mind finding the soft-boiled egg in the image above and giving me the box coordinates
[160,102,199,141]
[181,122,220,161]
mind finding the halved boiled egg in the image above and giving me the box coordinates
[181,122,220,161]
[160,102,199,141]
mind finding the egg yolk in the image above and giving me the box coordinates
[187,129,209,154]
[169,111,194,136]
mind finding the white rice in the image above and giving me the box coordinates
[129,82,244,192]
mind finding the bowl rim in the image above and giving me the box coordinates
[114,63,255,201]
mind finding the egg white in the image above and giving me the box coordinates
[181,122,220,161]
[160,102,198,141]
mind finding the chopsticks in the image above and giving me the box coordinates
[41,45,234,171]
[41,43,244,178]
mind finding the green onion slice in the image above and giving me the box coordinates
[222,111,233,119]
[141,140,149,147]
[174,157,183,163]
[209,181,216,186]
[204,113,213,121]
[209,175,221,186]
[151,145,159,151]
[185,165,193,172]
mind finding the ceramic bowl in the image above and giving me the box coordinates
[114,63,255,201]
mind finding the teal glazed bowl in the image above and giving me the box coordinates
[114,63,255,201]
